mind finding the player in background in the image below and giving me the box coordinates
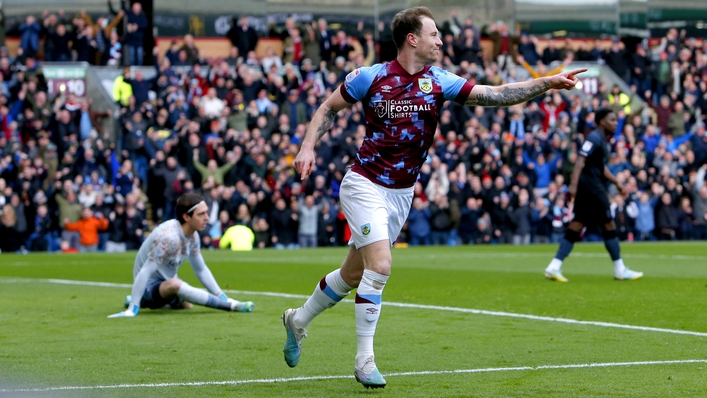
[281,6,585,389]
[108,193,254,318]
[544,109,643,282]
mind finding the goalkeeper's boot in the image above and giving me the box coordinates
[228,298,254,312]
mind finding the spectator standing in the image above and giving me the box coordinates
[407,197,431,245]
[63,207,109,252]
[19,15,41,56]
[227,17,258,60]
[634,190,658,241]
[511,189,532,244]
[270,198,297,249]
[123,1,148,65]
[297,195,321,248]
[655,192,678,240]
[532,197,553,243]
[429,194,452,245]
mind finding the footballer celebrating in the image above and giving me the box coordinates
[282,6,585,389]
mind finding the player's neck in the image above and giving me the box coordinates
[396,52,426,76]
[181,223,195,237]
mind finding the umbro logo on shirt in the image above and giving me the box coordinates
[381,85,392,92]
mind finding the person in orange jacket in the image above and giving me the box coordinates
[63,208,110,252]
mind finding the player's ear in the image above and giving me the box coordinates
[407,33,417,47]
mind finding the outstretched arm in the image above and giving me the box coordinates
[465,68,586,107]
[108,260,158,318]
[188,253,223,297]
[294,87,351,179]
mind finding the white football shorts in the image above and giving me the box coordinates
[339,170,414,248]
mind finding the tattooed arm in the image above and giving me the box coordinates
[295,85,352,179]
[465,68,587,107]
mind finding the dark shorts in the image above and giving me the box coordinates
[573,185,612,227]
[140,280,184,310]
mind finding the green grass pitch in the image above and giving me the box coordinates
[1,243,706,397]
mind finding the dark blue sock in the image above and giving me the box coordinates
[604,237,621,261]
[555,238,574,261]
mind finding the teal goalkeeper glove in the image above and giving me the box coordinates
[108,303,140,318]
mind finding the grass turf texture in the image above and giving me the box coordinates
[0,242,705,397]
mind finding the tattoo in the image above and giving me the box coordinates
[466,80,551,107]
[316,107,337,141]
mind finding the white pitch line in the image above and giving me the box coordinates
[3,278,707,338]
[2,359,706,393]
[3,251,706,267]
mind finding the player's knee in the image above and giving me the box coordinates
[341,268,363,288]
[366,261,391,277]
[161,278,182,295]
[564,229,581,243]
[602,229,617,241]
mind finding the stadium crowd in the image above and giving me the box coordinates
[0,6,706,253]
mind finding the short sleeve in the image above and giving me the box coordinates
[340,65,382,103]
[579,134,600,158]
[430,67,475,104]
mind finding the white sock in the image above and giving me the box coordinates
[355,269,388,368]
[545,258,563,273]
[177,282,230,310]
[294,269,353,329]
[613,259,626,276]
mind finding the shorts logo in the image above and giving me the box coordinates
[418,78,433,94]
[361,223,371,236]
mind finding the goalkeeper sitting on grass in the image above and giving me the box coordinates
[108,193,254,318]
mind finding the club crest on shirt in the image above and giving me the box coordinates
[418,78,433,94]
[361,223,371,236]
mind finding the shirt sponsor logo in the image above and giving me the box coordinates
[371,99,432,119]
[418,78,433,94]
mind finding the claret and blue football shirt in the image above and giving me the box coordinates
[340,59,474,189]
